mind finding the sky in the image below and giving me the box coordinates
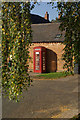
[30,2,58,21]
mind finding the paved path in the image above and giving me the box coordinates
[2,74,79,119]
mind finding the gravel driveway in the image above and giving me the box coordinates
[2,74,79,119]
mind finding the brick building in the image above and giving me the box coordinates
[29,12,65,73]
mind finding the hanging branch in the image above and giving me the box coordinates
[56,2,80,74]
[2,2,32,102]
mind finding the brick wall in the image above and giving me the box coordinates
[28,42,65,72]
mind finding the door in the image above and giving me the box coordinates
[35,52,40,71]
[34,51,41,73]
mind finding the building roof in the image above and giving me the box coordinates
[31,23,64,43]
[30,14,50,24]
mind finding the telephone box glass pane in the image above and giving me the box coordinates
[35,52,40,70]
[43,52,45,70]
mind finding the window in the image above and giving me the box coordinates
[43,52,45,71]
[35,52,40,70]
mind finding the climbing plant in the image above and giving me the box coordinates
[57,2,80,74]
[50,2,80,74]
[2,2,32,102]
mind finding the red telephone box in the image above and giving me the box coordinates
[33,46,46,73]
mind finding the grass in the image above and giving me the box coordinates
[36,72,72,79]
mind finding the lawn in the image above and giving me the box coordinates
[36,72,72,79]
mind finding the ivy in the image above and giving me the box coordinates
[2,2,32,102]
[49,2,80,74]
[57,2,80,74]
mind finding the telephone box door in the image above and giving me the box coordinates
[34,51,41,73]
[33,46,46,73]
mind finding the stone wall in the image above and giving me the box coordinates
[28,42,65,72]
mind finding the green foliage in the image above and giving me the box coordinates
[2,2,32,102]
[57,2,80,74]
[48,2,80,73]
